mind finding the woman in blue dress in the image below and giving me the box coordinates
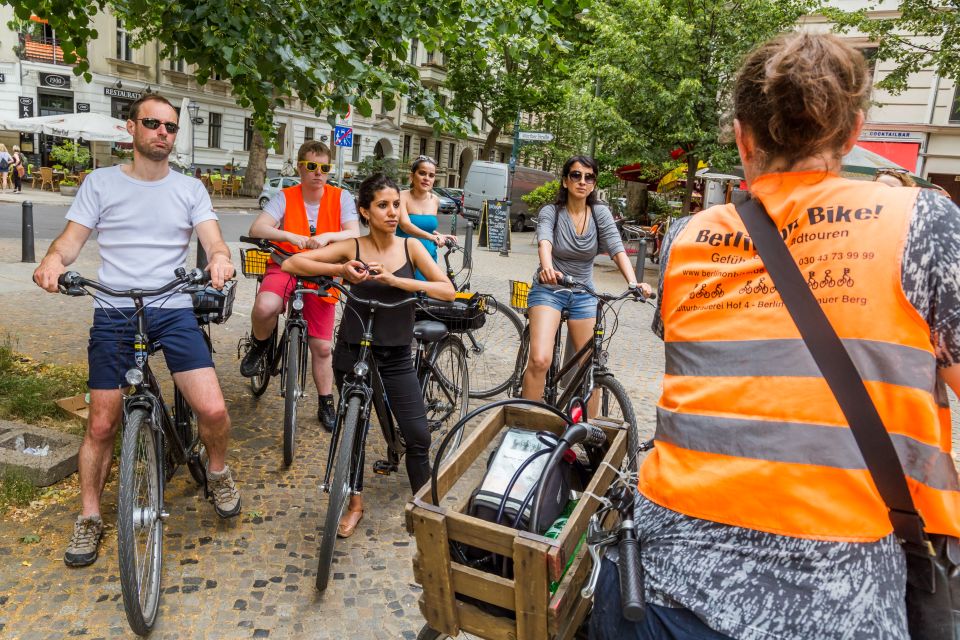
[397,155,456,280]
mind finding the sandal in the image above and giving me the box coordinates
[337,507,364,538]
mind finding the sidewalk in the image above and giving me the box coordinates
[0,186,259,213]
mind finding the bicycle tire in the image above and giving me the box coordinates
[282,325,302,467]
[316,395,361,591]
[424,337,470,464]
[594,374,639,467]
[117,407,164,636]
[248,328,275,397]
[464,297,523,398]
[174,390,205,486]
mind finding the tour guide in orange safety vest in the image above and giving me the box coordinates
[641,172,960,541]
[275,182,342,302]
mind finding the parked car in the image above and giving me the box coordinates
[258,176,352,209]
[434,189,458,216]
[462,161,555,230]
[434,187,464,217]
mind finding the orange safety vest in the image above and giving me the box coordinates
[277,183,343,303]
[641,171,960,541]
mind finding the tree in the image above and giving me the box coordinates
[824,1,960,93]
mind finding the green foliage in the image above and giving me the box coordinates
[0,469,38,514]
[354,156,403,183]
[824,1,960,93]
[49,140,90,172]
[59,179,78,187]
[522,180,560,212]
[0,344,87,425]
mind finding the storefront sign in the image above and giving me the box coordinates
[18,97,34,118]
[76,103,90,113]
[40,73,71,89]
[860,130,924,143]
[104,87,142,100]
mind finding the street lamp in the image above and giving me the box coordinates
[187,100,200,171]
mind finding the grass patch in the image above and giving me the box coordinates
[0,343,87,425]
[0,468,40,513]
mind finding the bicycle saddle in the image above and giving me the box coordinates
[413,320,448,343]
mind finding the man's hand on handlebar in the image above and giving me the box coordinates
[33,255,67,293]
[205,253,235,290]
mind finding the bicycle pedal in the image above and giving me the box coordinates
[372,460,398,475]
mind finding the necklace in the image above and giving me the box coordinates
[569,207,588,235]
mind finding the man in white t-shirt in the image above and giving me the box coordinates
[33,94,241,568]
[240,140,360,432]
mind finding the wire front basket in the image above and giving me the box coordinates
[240,249,271,278]
[416,292,488,333]
[508,280,530,313]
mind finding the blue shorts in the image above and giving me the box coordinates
[526,283,596,320]
[87,307,213,389]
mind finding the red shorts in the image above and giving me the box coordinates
[259,263,335,340]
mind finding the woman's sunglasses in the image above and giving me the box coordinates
[298,160,333,173]
[137,118,180,134]
[566,170,597,184]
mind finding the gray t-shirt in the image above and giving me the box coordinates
[66,166,218,309]
[263,188,358,230]
[643,189,960,639]
[534,202,625,288]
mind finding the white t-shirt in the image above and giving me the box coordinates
[263,187,358,230]
[66,166,218,309]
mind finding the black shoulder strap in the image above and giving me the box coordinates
[734,198,929,548]
[353,237,360,261]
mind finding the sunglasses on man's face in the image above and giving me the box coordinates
[299,160,333,173]
[567,170,597,184]
[137,118,179,134]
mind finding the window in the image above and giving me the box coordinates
[116,23,132,61]
[439,95,447,109]
[207,113,221,148]
[243,118,253,151]
[380,93,390,115]
[409,39,419,65]
[419,137,427,156]
[860,47,879,78]
[407,99,417,116]
[951,87,960,123]
[426,50,435,65]
[352,134,362,162]
[212,71,223,81]
[448,143,455,168]
[402,135,411,161]
[275,123,286,155]
[435,140,442,166]
[481,108,487,132]
[168,46,184,72]
[305,126,314,142]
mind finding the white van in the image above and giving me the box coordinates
[463,161,555,231]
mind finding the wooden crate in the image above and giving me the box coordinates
[405,405,628,640]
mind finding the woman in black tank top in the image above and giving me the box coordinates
[283,174,454,538]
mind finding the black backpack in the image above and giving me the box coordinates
[0,157,8,172]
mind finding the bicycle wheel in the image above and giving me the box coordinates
[117,408,164,636]
[416,625,480,640]
[511,324,531,398]
[174,389,205,486]
[248,327,276,397]
[424,337,470,464]
[282,325,303,467]
[594,374,639,467]
[317,395,361,591]
[463,297,523,398]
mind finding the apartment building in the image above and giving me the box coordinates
[803,1,960,200]
[0,9,509,186]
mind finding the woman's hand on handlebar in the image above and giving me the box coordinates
[633,282,654,299]
[341,260,370,284]
[435,233,457,247]
[538,265,563,285]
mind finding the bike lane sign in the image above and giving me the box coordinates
[334,125,353,148]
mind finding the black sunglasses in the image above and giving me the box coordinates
[137,118,179,134]
[567,170,597,184]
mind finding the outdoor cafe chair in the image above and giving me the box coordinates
[210,176,226,198]
[38,167,56,192]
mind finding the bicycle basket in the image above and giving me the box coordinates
[415,292,487,333]
[191,280,237,325]
[508,280,530,313]
[240,249,271,278]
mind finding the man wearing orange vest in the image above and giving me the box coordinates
[241,141,360,431]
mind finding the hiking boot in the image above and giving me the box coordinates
[239,335,270,378]
[64,515,104,567]
[318,394,336,433]
[206,465,242,518]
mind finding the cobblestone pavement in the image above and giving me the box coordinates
[0,232,956,639]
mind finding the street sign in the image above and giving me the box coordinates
[518,131,554,142]
[334,125,353,147]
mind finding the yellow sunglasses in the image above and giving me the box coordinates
[298,160,333,173]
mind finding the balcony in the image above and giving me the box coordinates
[21,34,69,66]
[418,62,447,87]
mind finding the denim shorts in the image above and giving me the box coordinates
[88,307,213,389]
[526,283,596,320]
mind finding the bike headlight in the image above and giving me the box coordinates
[292,298,304,311]
[125,368,144,386]
[353,361,369,378]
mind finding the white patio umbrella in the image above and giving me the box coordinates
[0,112,131,142]
[173,97,193,169]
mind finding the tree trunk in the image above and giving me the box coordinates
[243,129,268,197]
[482,124,503,162]
[681,153,697,216]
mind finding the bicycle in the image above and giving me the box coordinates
[508,276,650,429]
[57,267,236,636]
[237,235,323,467]
[314,279,471,591]
[435,237,524,399]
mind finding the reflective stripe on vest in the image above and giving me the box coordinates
[640,172,960,541]
[277,183,342,302]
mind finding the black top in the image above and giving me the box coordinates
[338,238,416,346]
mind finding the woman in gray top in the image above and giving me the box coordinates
[521,155,641,401]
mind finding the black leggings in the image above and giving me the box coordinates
[11,168,21,191]
[333,341,431,493]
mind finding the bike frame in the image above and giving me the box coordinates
[541,297,608,415]
[274,281,310,398]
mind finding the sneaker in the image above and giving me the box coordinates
[64,515,104,567]
[206,465,241,518]
[318,394,336,433]
[239,336,270,378]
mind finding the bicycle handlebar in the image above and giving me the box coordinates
[58,268,210,299]
[546,273,656,303]
[239,235,295,257]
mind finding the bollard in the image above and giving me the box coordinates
[450,211,458,236]
[499,203,510,258]
[196,238,208,270]
[464,222,474,271]
[634,237,647,283]
[21,201,35,263]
